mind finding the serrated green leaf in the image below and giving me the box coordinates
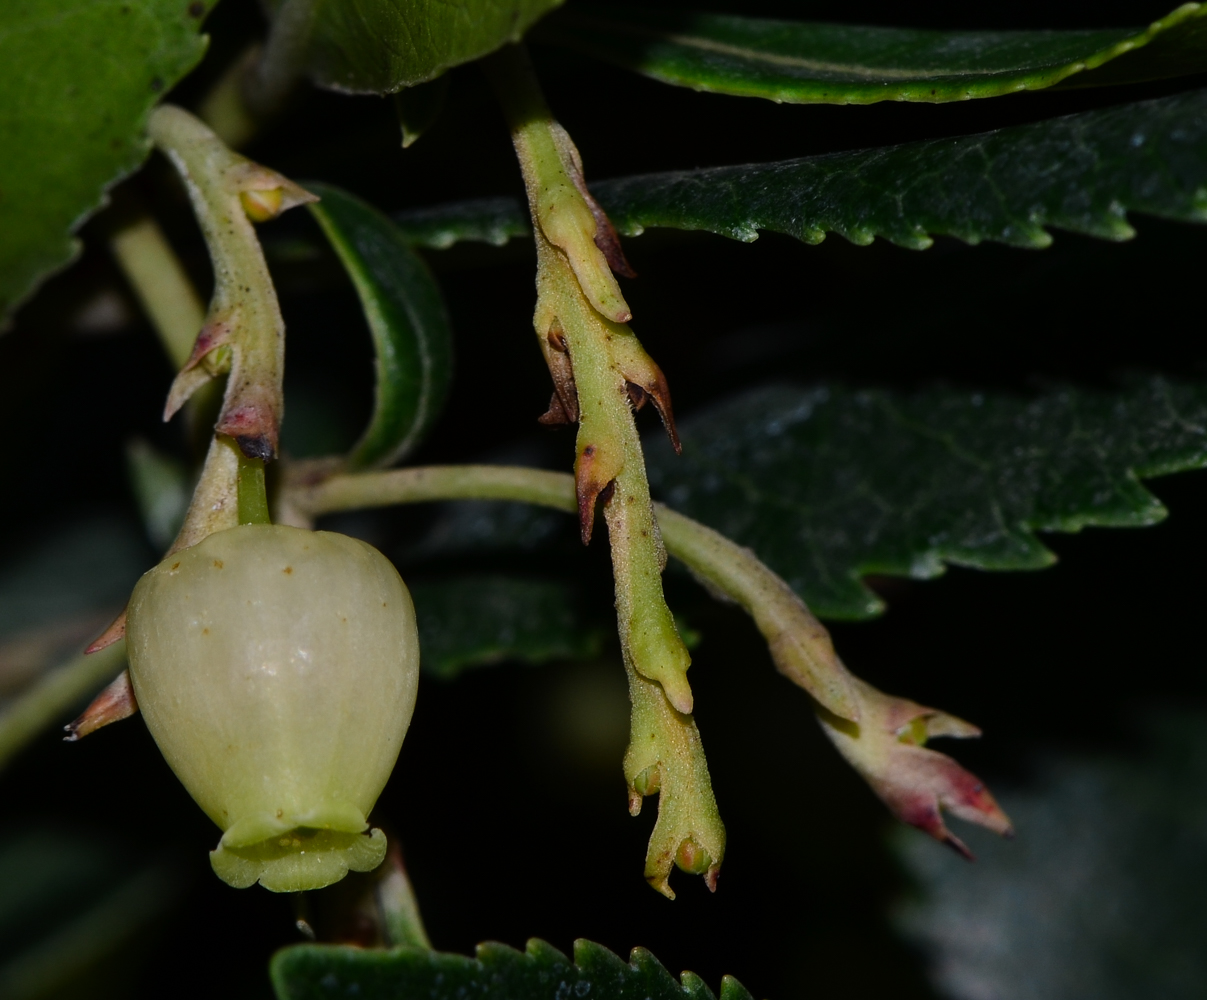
[388,87,1207,252]
[412,574,601,679]
[537,3,1207,105]
[271,937,754,1000]
[644,378,1207,620]
[286,0,564,94]
[0,0,216,323]
[306,182,454,468]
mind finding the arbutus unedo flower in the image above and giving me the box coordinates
[125,523,419,892]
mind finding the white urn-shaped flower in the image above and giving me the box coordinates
[126,524,419,892]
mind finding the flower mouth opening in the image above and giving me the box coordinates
[210,826,387,892]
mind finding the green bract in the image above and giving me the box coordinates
[125,524,419,893]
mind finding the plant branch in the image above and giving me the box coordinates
[148,104,315,460]
[483,44,632,322]
[291,465,858,720]
[172,435,242,552]
[286,463,1013,855]
[654,507,861,722]
[291,464,578,516]
[484,45,691,719]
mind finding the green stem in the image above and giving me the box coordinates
[237,454,271,525]
[288,463,867,894]
[295,464,576,516]
[289,464,859,722]
[655,507,861,722]
[546,247,694,714]
[485,45,694,716]
[148,105,315,460]
[108,209,221,445]
[0,642,126,771]
[169,435,241,553]
[482,44,630,322]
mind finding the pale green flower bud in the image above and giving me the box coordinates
[126,524,419,892]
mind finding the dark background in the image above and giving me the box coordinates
[2,0,1204,996]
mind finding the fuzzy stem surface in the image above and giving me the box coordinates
[148,105,315,460]
[484,44,693,716]
[290,464,856,721]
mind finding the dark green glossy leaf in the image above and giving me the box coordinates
[307,183,454,469]
[537,3,1207,105]
[412,574,600,679]
[271,937,754,1000]
[393,88,1207,252]
[0,0,216,323]
[290,0,564,94]
[645,378,1207,620]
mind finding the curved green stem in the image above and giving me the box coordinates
[485,45,693,718]
[483,44,630,322]
[148,105,315,460]
[284,462,873,896]
[289,464,857,720]
[0,642,126,771]
[293,464,577,515]
[169,435,241,553]
[288,463,1019,860]
[198,45,263,150]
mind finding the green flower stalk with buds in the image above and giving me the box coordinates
[73,107,423,894]
[58,61,1007,906]
[10,0,1207,992]
[484,44,725,896]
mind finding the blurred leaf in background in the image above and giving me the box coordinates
[896,711,1207,1000]
[125,441,190,553]
[0,827,185,1000]
[0,519,148,707]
